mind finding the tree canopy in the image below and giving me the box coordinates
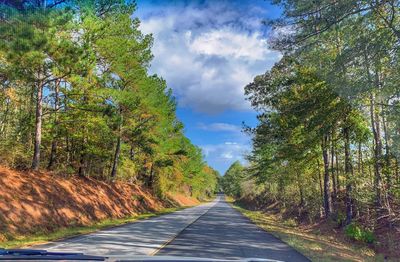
[228,0,400,235]
[0,0,219,200]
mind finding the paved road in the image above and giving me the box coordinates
[34,201,216,256]
[157,196,309,261]
[33,196,309,261]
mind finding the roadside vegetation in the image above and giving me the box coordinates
[222,1,400,260]
[0,2,219,200]
[0,0,219,244]
[233,204,386,262]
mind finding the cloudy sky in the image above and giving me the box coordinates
[135,0,282,174]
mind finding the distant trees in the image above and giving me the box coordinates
[0,0,218,199]
[232,0,400,230]
[221,161,245,198]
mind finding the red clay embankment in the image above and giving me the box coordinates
[0,166,197,239]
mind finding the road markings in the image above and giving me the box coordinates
[150,197,220,256]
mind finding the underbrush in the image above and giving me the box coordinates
[235,193,400,259]
[232,203,387,262]
[344,223,375,244]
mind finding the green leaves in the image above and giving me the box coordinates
[344,223,375,244]
[241,0,400,233]
[0,0,217,199]
[222,161,245,198]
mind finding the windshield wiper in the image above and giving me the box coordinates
[0,248,106,260]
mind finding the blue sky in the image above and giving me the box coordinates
[135,0,282,174]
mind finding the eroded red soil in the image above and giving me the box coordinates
[0,166,197,238]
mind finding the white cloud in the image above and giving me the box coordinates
[201,142,250,164]
[137,1,281,113]
[190,29,270,60]
[197,122,241,132]
[221,152,234,159]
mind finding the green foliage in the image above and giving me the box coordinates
[240,0,400,237]
[335,211,346,227]
[345,223,375,244]
[0,141,31,169]
[221,161,245,198]
[0,1,218,200]
[283,218,298,228]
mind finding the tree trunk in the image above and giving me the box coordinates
[296,170,305,208]
[110,136,121,178]
[322,134,332,217]
[66,135,71,164]
[48,140,57,169]
[148,163,155,188]
[368,160,373,184]
[110,109,123,178]
[364,48,384,212]
[48,80,60,169]
[343,126,353,225]
[370,92,383,211]
[78,151,85,177]
[78,132,87,177]
[31,81,43,171]
[381,105,392,191]
[317,159,323,203]
[0,98,10,139]
[78,92,89,177]
[64,89,71,166]
[335,148,341,191]
[331,133,337,203]
[358,142,363,175]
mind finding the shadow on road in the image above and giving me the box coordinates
[157,196,310,261]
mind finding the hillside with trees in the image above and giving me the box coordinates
[0,0,220,242]
[223,0,400,258]
[0,0,219,199]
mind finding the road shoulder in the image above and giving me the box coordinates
[0,207,186,249]
[231,203,385,262]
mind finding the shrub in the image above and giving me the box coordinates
[345,223,375,243]
[283,218,298,227]
[335,211,346,227]
[0,142,31,169]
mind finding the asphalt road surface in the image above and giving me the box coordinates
[33,196,309,261]
[157,196,309,261]
[34,201,216,256]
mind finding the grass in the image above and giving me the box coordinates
[231,203,389,262]
[0,207,185,249]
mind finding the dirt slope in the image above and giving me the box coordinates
[0,166,195,239]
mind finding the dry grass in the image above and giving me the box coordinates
[232,204,391,262]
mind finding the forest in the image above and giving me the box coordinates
[0,0,219,199]
[222,0,400,250]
